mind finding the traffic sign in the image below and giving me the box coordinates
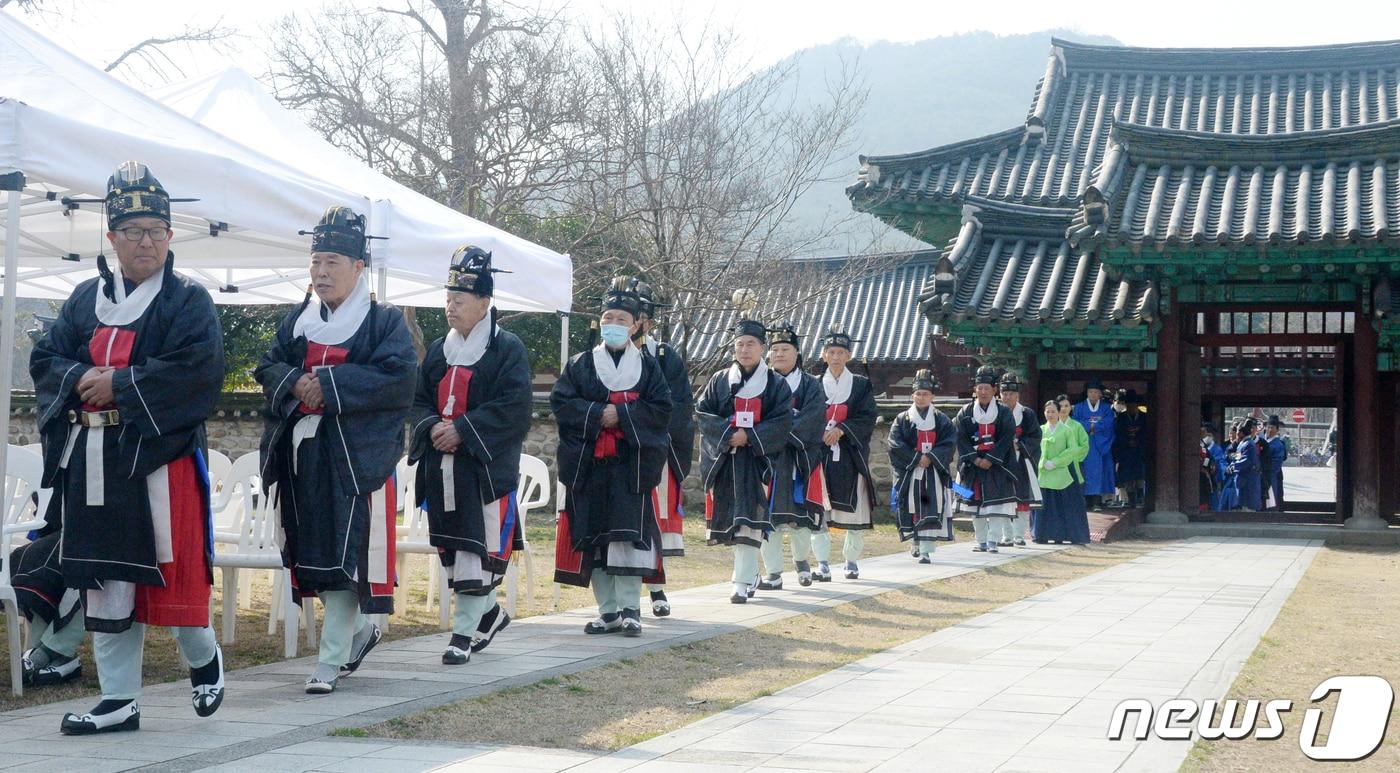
[1292,408,1306,424]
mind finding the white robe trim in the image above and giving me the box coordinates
[822,368,853,405]
[592,342,643,392]
[443,313,496,367]
[293,274,371,345]
[94,266,163,326]
[727,360,770,400]
[972,400,999,425]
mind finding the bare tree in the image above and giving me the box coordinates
[103,21,237,84]
[565,14,878,378]
[267,0,587,223]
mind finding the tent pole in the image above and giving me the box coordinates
[559,312,569,374]
[1,173,26,481]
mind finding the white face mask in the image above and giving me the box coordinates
[600,323,631,348]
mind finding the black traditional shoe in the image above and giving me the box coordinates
[305,663,339,695]
[918,554,932,564]
[340,622,382,676]
[443,633,472,665]
[650,589,671,617]
[795,560,813,587]
[813,562,833,582]
[190,646,225,718]
[973,543,988,552]
[1014,539,1027,547]
[23,645,82,687]
[620,608,642,637]
[61,699,139,735]
[844,561,859,580]
[471,605,511,652]
[584,612,622,634]
[757,573,784,591]
[730,582,749,604]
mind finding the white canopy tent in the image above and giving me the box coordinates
[152,68,573,314]
[0,12,574,480]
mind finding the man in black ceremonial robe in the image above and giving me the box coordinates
[256,206,416,694]
[696,319,793,604]
[409,246,531,665]
[552,278,672,636]
[31,162,225,734]
[632,280,695,618]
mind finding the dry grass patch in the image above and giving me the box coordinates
[368,540,1163,750]
[1182,545,1400,773]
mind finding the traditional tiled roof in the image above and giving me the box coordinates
[923,198,1156,336]
[850,38,1400,218]
[682,253,936,364]
[1070,120,1400,250]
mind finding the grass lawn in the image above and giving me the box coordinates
[364,540,1163,750]
[1181,545,1400,772]
[0,515,910,711]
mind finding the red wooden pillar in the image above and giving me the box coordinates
[1024,352,1041,414]
[1148,292,1185,522]
[1346,313,1384,528]
[1379,375,1397,521]
[1179,336,1203,514]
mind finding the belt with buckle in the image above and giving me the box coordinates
[67,409,121,427]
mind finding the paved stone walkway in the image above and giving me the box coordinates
[222,537,1318,773]
[0,542,1066,772]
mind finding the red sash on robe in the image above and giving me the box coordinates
[91,326,210,625]
[976,423,996,453]
[594,391,640,458]
[825,402,848,426]
[704,396,764,522]
[917,429,938,454]
[300,342,350,415]
[438,365,472,419]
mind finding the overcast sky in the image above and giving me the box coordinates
[17,0,1400,84]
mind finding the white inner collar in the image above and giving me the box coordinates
[592,342,643,392]
[822,368,853,404]
[294,275,371,346]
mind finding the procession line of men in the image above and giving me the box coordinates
[10,158,1100,737]
[1200,415,1289,513]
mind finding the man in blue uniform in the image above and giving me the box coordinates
[1263,416,1289,511]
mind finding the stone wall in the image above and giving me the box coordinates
[7,397,905,508]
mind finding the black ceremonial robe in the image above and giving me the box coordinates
[409,319,532,595]
[645,337,695,557]
[889,405,956,542]
[1009,404,1044,508]
[551,345,672,587]
[954,400,1019,514]
[256,299,416,614]
[769,369,828,530]
[30,257,223,620]
[821,369,878,529]
[696,363,793,548]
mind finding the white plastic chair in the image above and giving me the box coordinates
[18,444,50,519]
[1,446,47,696]
[393,456,442,627]
[552,479,566,610]
[208,452,313,657]
[205,449,233,496]
[504,455,548,616]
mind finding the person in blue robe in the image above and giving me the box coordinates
[1200,423,1228,511]
[1228,419,1262,511]
[1263,416,1289,511]
[1070,379,1116,506]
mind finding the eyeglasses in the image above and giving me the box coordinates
[117,227,171,243]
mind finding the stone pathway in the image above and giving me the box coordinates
[227,536,1318,773]
[0,542,1066,772]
